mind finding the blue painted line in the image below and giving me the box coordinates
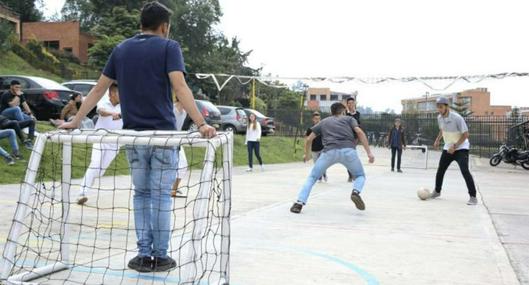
[298,249,379,285]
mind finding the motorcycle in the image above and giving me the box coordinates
[489,145,529,170]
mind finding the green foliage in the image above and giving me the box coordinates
[91,7,140,38]
[0,0,42,21]
[88,35,125,69]
[0,19,16,52]
[0,51,63,82]
[254,97,267,114]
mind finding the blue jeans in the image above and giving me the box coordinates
[126,145,178,258]
[297,148,366,204]
[1,107,31,122]
[0,129,19,157]
[247,141,263,168]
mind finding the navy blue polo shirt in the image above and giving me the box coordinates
[103,34,186,130]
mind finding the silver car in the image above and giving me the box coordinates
[218,106,248,134]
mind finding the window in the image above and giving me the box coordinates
[43,41,60,50]
[320,95,326,101]
[461,97,472,105]
[310,94,317,101]
[63,47,73,53]
[218,107,231,115]
[330,94,338,101]
[6,77,30,89]
[73,84,94,96]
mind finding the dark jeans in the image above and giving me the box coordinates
[0,119,35,141]
[247,141,263,168]
[435,149,477,197]
[391,146,402,170]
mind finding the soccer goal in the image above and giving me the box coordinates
[401,145,429,170]
[0,129,233,285]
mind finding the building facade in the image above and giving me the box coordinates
[22,21,96,64]
[305,87,357,113]
[0,3,20,40]
[401,88,512,116]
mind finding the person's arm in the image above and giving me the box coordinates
[60,102,72,120]
[97,108,115,117]
[59,75,114,129]
[256,122,262,141]
[354,126,375,163]
[169,71,215,138]
[8,96,19,107]
[21,101,32,115]
[433,131,443,149]
[304,132,316,162]
[401,129,407,148]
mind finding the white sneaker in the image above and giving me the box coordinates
[246,168,253,172]
[77,195,88,205]
[260,165,264,171]
[467,197,478,205]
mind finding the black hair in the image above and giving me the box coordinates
[70,93,82,101]
[331,102,346,115]
[141,1,173,31]
[346,97,356,103]
[10,80,20,86]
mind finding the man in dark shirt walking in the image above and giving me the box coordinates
[60,1,216,273]
[305,112,327,182]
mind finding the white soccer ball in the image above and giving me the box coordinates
[417,187,431,200]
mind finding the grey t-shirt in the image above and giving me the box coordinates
[311,116,359,152]
[437,110,470,150]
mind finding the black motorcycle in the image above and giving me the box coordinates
[490,145,529,170]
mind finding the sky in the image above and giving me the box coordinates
[42,0,529,112]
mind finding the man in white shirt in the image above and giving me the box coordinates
[77,83,122,205]
[432,97,477,205]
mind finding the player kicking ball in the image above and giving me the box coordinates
[290,102,375,214]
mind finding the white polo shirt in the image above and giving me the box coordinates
[95,100,123,130]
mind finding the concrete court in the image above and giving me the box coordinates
[0,147,527,284]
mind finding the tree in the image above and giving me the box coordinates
[90,7,140,38]
[88,35,125,68]
[452,101,473,117]
[0,0,42,22]
[0,19,16,52]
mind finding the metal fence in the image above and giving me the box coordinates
[271,112,529,158]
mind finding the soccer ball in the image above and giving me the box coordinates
[417,187,431,200]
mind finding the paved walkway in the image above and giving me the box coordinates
[0,147,527,284]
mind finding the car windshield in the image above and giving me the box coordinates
[31,77,69,90]
[248,109,266,118]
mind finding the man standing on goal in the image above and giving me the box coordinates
[60,1,216,273]
[291,102,375,214]
[432,97,478,205]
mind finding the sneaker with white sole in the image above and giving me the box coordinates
[467,197,478,205]
[246,168,253,172]
[430,191,441,199]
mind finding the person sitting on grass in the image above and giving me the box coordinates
[50,93,94,129]
[291,102,375,214]
[0,129,22,165]
[0,114,34,149]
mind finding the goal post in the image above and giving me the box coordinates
[0,129,233,285]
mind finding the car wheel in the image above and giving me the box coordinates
[223,124,235,133]
[522,161,529,170]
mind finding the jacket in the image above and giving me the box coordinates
[387,127,406,148]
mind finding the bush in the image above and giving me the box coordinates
[49,49,81,65]
[0,19,16,52]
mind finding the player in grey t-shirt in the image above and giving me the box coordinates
[291,103,375,214]
[431,97,477,205]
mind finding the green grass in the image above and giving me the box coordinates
[0,51,64,82]
[0,126,304,184]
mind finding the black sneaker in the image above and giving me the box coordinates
[290,202,303,214]
[350,190,365,210]
[391,168,395,172]
[3,156,15,166]
[152,256,177,272]
[23,140,33,150]
[397,169,403,173]
[128,256,152,273]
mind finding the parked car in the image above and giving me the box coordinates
[182,100,222,131]
[0,75,80,120]
[244,108,275,136]
[62,80,98,96]
[62,80,102,118]
[217,105,248,133]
